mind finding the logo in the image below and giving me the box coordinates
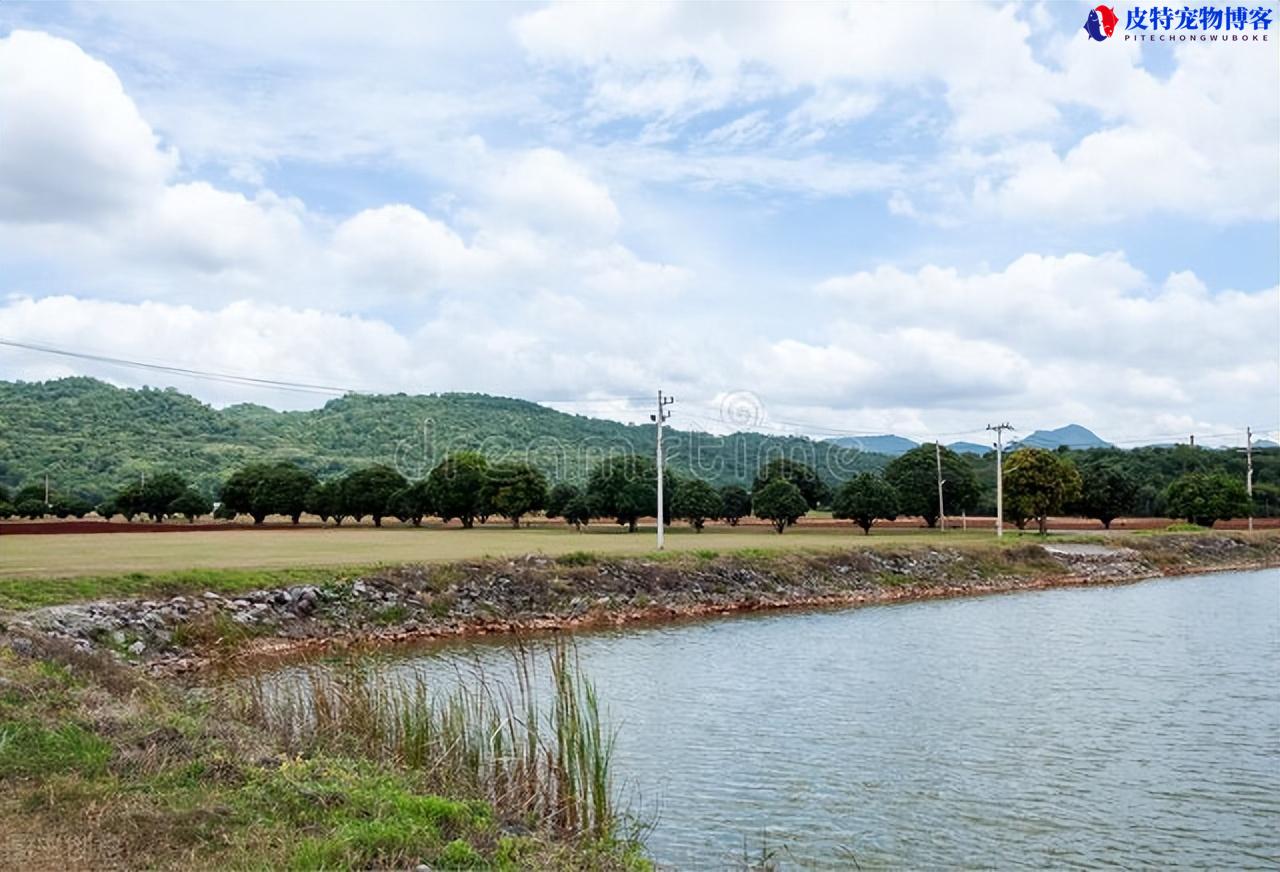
[1082,6,1273,43]
[1084,5,1120,40]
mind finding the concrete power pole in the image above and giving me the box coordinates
[987,423,1014,538]
[652,390,674,549]
[1246,427,1254,533]
[935,441,946,532]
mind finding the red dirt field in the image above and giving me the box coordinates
[2,515,1276,536]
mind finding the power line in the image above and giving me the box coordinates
[3,336,1274,448]
[0,337,354,397]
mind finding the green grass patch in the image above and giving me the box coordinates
[0,639,648,870]
[0,720,112,777]
[372,603,410,625]
[877,572,916,588]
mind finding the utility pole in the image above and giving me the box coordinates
[44,473,50,508]
[1246,427,1254,533]
[935,441,946,532]
[987,423,1014,538]
[652,390,674,549]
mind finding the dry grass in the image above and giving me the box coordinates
[0,523,1010,581]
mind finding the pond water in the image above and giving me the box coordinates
[258,569,1280,869]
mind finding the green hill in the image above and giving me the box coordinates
[0,378,887,501]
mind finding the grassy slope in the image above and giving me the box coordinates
[0,641,647,870]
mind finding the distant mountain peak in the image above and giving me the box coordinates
[826,434,918,456]
[1012,424,1110,450]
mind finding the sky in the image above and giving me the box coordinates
[0,1,1277,448]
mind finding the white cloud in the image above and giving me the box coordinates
[515,2,1056,139]
[487,148,621,240]
[0,17,1274,449]
[0,296,414,408]
[0,32,684,309]
[963,32,1280,224]
[806,252,1278,437]
[1,248,1271,447]
[332,205,487,296]
[0,30,176,222]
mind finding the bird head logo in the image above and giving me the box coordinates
[1083,5,1120,40]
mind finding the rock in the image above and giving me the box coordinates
[203,592,223,601]
[111,630,127,645]
[128,640,146,656]
[8,637,34,657]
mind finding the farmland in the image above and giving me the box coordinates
[0,521,1012,581]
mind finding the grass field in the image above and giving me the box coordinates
[0,523,1016,581]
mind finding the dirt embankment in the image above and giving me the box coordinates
[7,534,1278,672]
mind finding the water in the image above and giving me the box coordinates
[262,570,1280,868]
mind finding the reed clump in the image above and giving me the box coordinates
[227,638,621,842]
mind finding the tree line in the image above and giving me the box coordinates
[0,443,1258,532]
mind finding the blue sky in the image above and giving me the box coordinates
[0,1,1276,447]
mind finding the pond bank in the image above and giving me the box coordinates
[8,533,1278,674]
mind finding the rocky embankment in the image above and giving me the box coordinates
[7,534,1278,671]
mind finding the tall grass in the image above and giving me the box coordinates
[227,639,620,842]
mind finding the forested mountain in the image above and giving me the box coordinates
[3,378,1274,516]
[0,378,887,500]
[827,434,919,456]
[1011,424,1111,450]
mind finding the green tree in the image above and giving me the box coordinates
[386,480,433,527]
[752,478,808,533]
[719,484,752,526]
[116,472,189,522]
[1076,463,1139,529]
[832,473,900,535]
[1004,448,1082,535]
[1252,482,1280,518]
[341,465,409,527]
[562,495,593,531]
[671,478,722,532]
[484,460,548,528]
[1165,472,1250,527]
[12,484,48,519]
[51,495,93,519]
[220,463,316,524]
[168,489,213,523]
[752,458,830,509]
[545,482,581,519]
[883,444,979,527]
[546,483,592,530]
[305,480,346,525]
[256,464,318,524]
[427,452,489,529]
[586,454,671,532]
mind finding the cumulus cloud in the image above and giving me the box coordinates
[0,17,1273,448]
[0,30,685,309]
[0,30,177,222]
[514,3,1278,224]
[0,247,1271,446]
